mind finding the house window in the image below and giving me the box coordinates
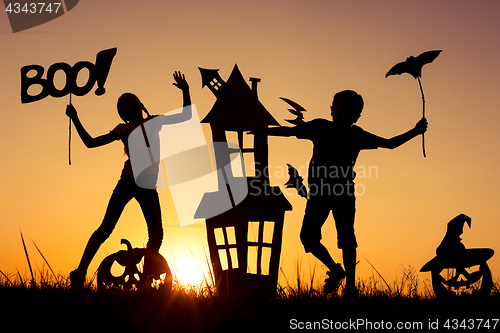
[243,153,255,177]
[214,226,238,270]
[247,246,258,274]
[246,221,275,275]
[248,221,260,242]
[210,78,222,90]
[261,247,272,275]
[226,226,236,244]
[263,221,274,243]
[225,131,252,177]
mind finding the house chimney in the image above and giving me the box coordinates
[249,77,261,98]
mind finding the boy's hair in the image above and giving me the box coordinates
[332,90,364,117]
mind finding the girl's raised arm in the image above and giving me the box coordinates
[66,104,118,148]
[157,71,192,125]
[173,71,191,107]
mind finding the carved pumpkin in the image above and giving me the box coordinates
[423,249,494,297]
[421,214,495,297]
[97,239,172,291]
[430,262,493,297]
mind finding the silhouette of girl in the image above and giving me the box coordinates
[67,71,190,289]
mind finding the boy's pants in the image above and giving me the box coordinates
[300,193,357,252]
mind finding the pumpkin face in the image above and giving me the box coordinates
[431,263,493,297]
[97,239,172,291]
[423,248,495,297]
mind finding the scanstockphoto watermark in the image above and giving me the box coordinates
[248,162,379,197]
[289,318,424,330]
[289,318,500,331]
[3,1,79,33]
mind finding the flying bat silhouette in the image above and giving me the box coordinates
[280,97,306,125]
[385,50,441,79]
[284,164,307,198]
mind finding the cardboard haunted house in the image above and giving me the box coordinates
[195,65,292,299]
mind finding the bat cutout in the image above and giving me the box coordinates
[280,97,306,125]
[385,50,441,157]
[284,164,307,198]
[385,50,441,79]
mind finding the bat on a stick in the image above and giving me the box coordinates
[386,50,441,157]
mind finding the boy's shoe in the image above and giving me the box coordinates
[70,269,85,291]
[324,264,346,295]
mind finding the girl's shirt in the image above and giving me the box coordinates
[112,117,158,176]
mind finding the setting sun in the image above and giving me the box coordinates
[169,255,207,287]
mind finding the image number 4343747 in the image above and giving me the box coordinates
[3,1,79,33]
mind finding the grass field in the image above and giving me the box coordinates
[1,265,499,333]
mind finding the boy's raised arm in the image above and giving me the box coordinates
[248,125,294,137]
[380,117,428,149]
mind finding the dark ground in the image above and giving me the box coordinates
[1,284,499,332]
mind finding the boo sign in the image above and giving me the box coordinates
[21,47,117,103]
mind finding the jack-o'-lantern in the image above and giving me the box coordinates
[429,261,493,297]
[421,214,495,297]
[97,239,172,291]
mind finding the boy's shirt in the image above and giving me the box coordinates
[292,118,384,187]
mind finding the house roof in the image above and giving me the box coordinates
[198,67,224,89]
[195,183,292,221]
[201,64,280,131]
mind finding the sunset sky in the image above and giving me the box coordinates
[1,0,499,289]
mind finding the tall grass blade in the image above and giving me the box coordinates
[280,266,290,289]
[20,229,36,288]
[365,258,391,293]
[31,239,58,286]
[309,262,316,294]
[188,246,210,293]
[202,246,216,290]
[88,270,98,287]
[169,250,179,283]
[278,266,290,297]
[0,269,14,287]
[16,267,25,287]
[296,259,301,295]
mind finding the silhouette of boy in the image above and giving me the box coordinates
[256,90,427,296]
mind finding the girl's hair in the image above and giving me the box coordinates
[117,93,151,123]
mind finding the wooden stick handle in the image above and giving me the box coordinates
[69,93,72,165]
[422,133,426,157]
[417,77,426,157]
[69,118,72,165]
